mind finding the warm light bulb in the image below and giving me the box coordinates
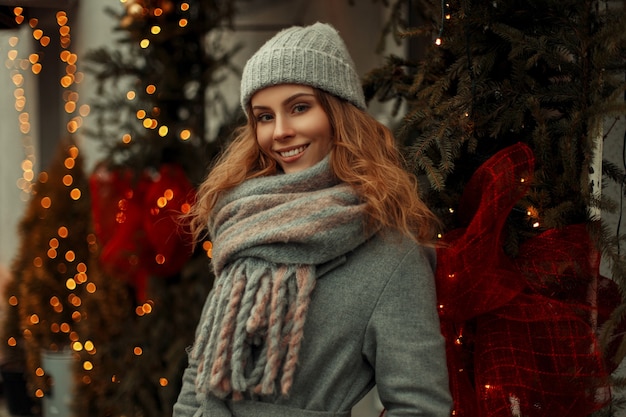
[203,241,213,258]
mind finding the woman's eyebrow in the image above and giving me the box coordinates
[252,92,315,111]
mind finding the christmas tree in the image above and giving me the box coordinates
[365,1,626,416]
[77,0,239,415]
[83,0,241,183]
[1,136,117,416]
[2,1,240,416]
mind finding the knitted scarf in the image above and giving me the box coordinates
[191,157,371,399]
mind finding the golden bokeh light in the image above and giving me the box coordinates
[65,250,76,262]
[66,278,77,290]
[203,241,213,258]
[70,188,81,200]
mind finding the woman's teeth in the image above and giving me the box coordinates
[280,146,306,157]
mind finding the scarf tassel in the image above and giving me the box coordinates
[193,261,316,398]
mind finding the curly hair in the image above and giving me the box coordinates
[187,88,440,245]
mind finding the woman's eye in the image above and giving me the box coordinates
[293,104,309,113]
[256,113,273,122]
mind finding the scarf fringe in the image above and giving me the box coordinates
[193,261,316,398]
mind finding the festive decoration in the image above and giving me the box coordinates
[72,1,237,415]
[89,163,195,300]
[436,142,619,417]
[1,137,105,414]
[4,7,88,200]
[83,0,240,184]
[3,2,234,415]
[367,2,625,415]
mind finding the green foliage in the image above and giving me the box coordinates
[73,1,240,415]
[364,0,626,239]
[83,0,242,185]
[1,136,99,411]
[365,1,626,413]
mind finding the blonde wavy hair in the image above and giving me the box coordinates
[187,88,440,245]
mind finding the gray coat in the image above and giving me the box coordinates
[173,232,452,417]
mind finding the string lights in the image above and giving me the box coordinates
[4,7,89,202]
[118,0,196,145]
[435,1,451,46]
[3,1,191,401]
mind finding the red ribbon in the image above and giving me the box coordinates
[89,163,196,300]
[435,142,619,417]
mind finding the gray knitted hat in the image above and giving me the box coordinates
[240,22,366,111]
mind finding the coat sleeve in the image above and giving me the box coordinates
[364,245,452,417]
[173,290,234,417]
[173,353,234,417]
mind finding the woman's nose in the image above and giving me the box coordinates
[273,115,294,141]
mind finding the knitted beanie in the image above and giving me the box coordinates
[240,22,366,110]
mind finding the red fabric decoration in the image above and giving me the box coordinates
[435,142,619,417]
[89,163,196,300]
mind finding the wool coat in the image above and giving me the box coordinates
[173,231,452,417]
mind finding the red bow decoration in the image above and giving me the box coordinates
[435,142,620,417]
[89,163,196,300]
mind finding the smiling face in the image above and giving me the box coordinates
[251,84,333,174]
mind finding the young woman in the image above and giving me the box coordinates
[174,22,452,417]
